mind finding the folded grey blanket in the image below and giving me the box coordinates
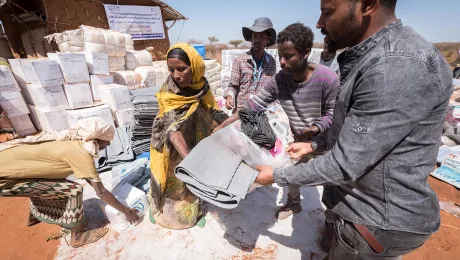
[175,131,257,209]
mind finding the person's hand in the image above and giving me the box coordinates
[123,208,140,224]
[255,165,275,185]
[296,125,320,141]
[225,96,234,110]
[212,123,225,134]
[286,142,314,159]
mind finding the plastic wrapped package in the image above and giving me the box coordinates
[226,119,289,169]
[125,34,134,50]
[111,71,142,89]
[113,32,126,57]
[46,29,84,53]
[85,42,106,54]
[152,60,167,68]
[108,56,125,67]
[110,66,126,72]
[204,60,219,71]
[125,50,153,70]
[134,66,157,88]
[151,67,168,87]
[83,26,105,45]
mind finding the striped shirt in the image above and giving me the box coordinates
[224,50,277,110]
[247,64,340,138]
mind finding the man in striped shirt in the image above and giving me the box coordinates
[215,23,339,220]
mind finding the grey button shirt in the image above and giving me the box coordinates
[274,20,453,234]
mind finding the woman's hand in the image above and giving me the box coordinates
[123,208,140,224]
[170,131,190,158]
[211,112,240,134]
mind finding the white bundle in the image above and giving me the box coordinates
[204,60,219,71]
[112,32,127,57]
[109,57,126,72]
[210,81,221,91]
[82,26,126,57]
[152,60,167,68]
[46,29,84,53]
[111,71,142,89]
[208,74,221,83]
[152,67,169,87]
[205,67,221,78]
[134,66,157,88]
[125,34,134,51]
[125,50,153,71]
[46,26,129,59]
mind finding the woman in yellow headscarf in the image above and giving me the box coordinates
[149,43,228,229]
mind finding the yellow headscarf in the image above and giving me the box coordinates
[156,43,217,118]
[150,43,219,198]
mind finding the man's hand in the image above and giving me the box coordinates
[225,96,234,110]
[123,208,140,224]
[255,165,275,185]
[286,142,314,159]
[296,125,320,141]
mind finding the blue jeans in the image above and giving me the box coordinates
[328,214,430,260]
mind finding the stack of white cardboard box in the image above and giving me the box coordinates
[16,58,70,133]
[6,53,123,135]
[0,65,37,137]
[48,52,116,129]
[99,83,133,127]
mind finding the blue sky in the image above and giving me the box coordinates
[163,0,460,45]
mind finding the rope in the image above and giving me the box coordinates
[176,20,186,43]
[238,108,276,149]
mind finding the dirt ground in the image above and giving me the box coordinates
[405,177,460,260]
[0,197,60,260]
[0,177,458,260]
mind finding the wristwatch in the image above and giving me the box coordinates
[310,140,318,151]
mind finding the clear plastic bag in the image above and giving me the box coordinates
[228,119,290,169]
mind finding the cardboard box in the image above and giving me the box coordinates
[28,85,69,110]
[99,183,148,231]
[8,59,29,84]
[66,104,115,127]
[90,75,114,101]
[21,60,65,87]
[48,53,90,83]
[16,80,34,104]
[63,83,94,109]
[0,65,20,93]
[9,114,37,137]
[0,91,29,117]
[99,84,133,111]
[115,109,133,126]
[27,104,42,131]
[35,107,69,132]
[85,51,110,76]
[8,58,49,84]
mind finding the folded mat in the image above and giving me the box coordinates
[130,86,160,155]
[175,130,258,209]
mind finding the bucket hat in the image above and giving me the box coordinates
[242,17,276,47]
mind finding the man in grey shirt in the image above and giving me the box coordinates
[255,0,453,259]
